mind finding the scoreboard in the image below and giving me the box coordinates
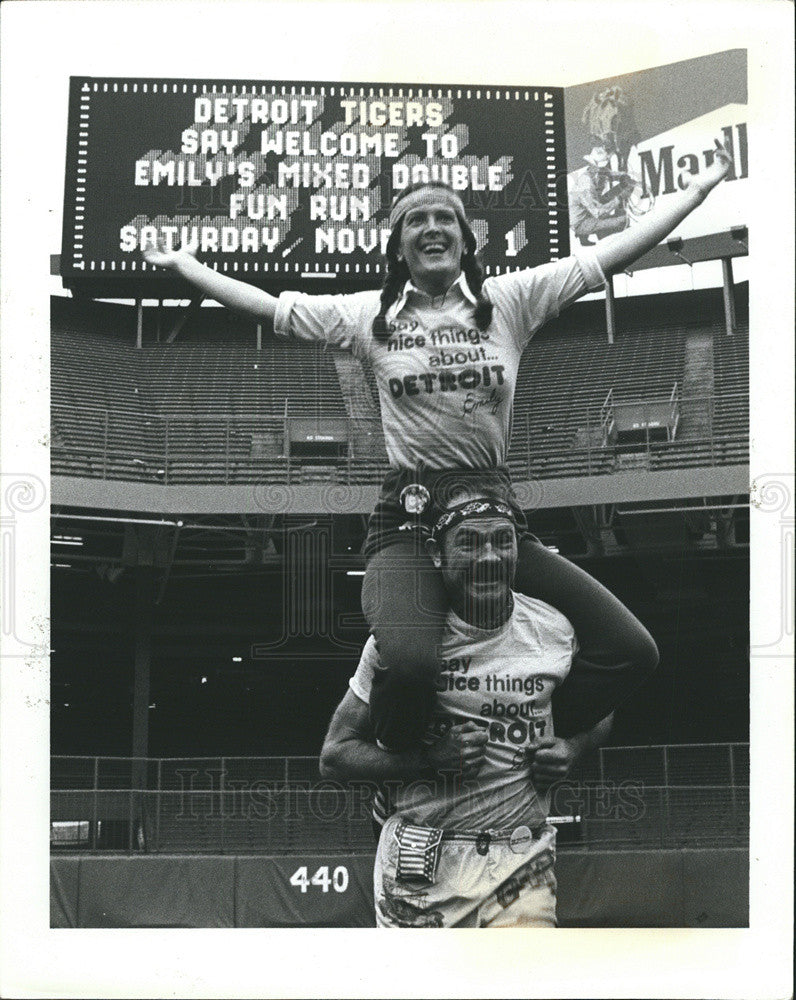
[62,77,569,293]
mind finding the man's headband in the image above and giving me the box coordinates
[389,187,469,231]
[431,498,517,541]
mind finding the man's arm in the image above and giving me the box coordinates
[319,689,487,782]
[529,713,614,792]
[593,141,732,276]
[142,239,278,321]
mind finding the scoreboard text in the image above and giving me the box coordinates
[62,77,569,290]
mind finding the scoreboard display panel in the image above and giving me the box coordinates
[62,77,569,292]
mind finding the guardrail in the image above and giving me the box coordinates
[51,745,749,854]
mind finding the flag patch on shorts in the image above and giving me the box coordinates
[394,821,444,884]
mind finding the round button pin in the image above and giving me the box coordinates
[400,483,431,515]
[509,825,533,854]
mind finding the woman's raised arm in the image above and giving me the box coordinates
[593,140,733,276]
[142,239,278,322]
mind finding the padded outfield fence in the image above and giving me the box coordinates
[51,743,749,855]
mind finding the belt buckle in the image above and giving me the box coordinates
[400,483,431,515]
[509,825,533,854]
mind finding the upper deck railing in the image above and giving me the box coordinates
[51,390,749,486]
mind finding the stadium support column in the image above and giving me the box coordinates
[132,568,154,789]
[136,298,143,349]
[165,296,206,343]
[604,274,616,345]
[721,258,737,336]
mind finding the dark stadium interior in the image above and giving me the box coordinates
[51,546,748,757]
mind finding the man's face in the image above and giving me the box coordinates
[431,515,518,619]
[398,199,465,291]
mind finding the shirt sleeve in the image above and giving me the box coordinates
[273,289,378,356]
[348,634,380,704]
[486,250,606,349]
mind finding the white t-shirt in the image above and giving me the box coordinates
[274,252,605,469]
[349,592,577,831]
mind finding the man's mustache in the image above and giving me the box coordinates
[462,565,511,584]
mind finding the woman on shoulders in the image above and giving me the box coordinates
[144,142,733,748]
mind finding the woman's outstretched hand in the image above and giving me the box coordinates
[594,138,735,275]
[142,235,198,270]
[689,139,733,195]
[140,233,277,319]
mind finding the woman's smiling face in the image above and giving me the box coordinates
[397,200,465,293]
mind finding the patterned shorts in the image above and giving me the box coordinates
[364,465,531,559]
[373,814,557,928]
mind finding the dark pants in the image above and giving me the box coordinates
[363,537,659,748]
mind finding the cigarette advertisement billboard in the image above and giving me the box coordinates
[563,50,748,250]
[61,77,568,290]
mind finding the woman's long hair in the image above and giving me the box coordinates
[372,181,493,340]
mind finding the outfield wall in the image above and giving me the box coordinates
[51,848,748,928]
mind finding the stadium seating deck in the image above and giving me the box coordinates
[51,286,749,485]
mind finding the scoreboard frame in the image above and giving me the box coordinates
[61,76,570,297]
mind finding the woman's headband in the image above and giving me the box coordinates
[388,186,469,231]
